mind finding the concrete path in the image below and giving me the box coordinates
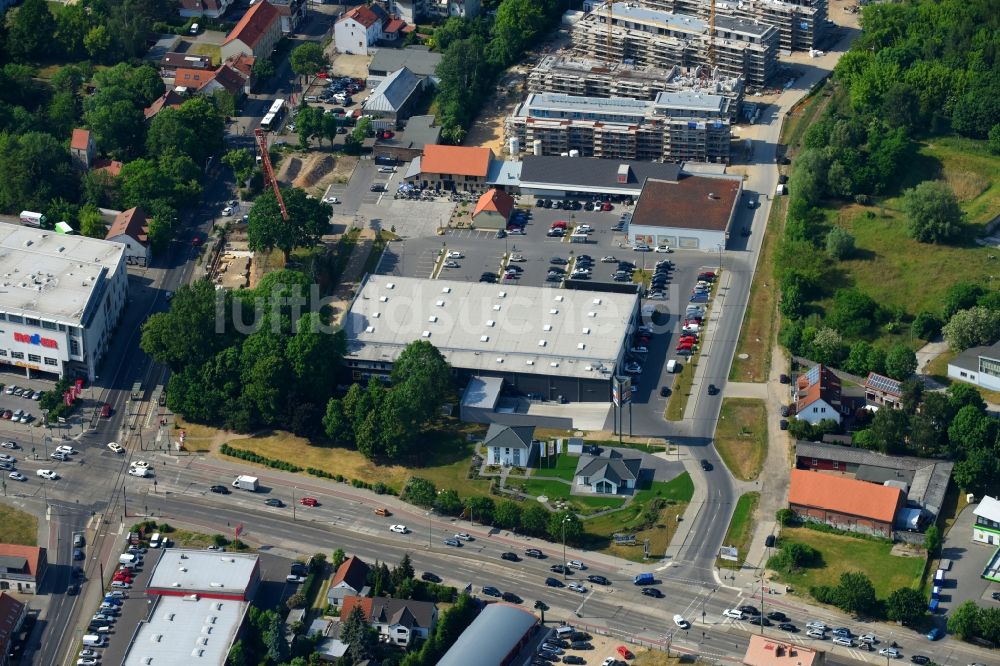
[724,382,769,400]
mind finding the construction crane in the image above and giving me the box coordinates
[708,0,717,73]
[254,127,288,221]
[606,0,615,65]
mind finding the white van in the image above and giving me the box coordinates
[149,533,161,548]
[666,359,677,373]
[189,23,199,34]
[554,626,575,639]
[82,634,106,647]
[119,553,138,565]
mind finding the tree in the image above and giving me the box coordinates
[79,203,107,238]
[296,106,324,148]
[547,511,583,544]
[226,639,248,666]
[7,0,57,62]
[401,477,437,507]
[290,42,327,81]
[947,600,981,640]
[434,489,463,515]
[912,310,942,340]
[809,327,844,366]
[902,180,965,244]
[866,408,909,454]
[952,447,999,496]
[924,525,941,557]
[520,503,550,536]
[341,604,374,662]
[989,124,1000,155]
[884,344,917,380]
[494,500,522,530]
[827,288,879,337]
[464,496,495,525]
[147,97,223,166]
[322,398,351,443]
[286,592,307,609]
[943,282,986,320]
[946,382,987,412]
[141,280,235,371]
[262,610,289,663]
[885,587,925,625]
[825,227,855,259]
[834,571,877,616]
[942,306,1000,351]
[223,148,255,186]
[252,57,275,81]
[213,89,237,118]
[247,187,332,262]
[947,405,996,455]
[331,548,346,570]
[390,340,453,426]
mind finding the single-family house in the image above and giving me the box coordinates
[201,63,251,98]
[160,52,214,80]
[788,469,904,538]
[268,0,307,34]
[406,145,495,193]
[0,544,47,594]
[144,89,188,120]
[484,423,536,467]
[743,634,825,666]
[864,372,902,409]
[220,0,282,63]
[0,593,27,666]
[179,0,235,19]
[326,555,370,607]
[105,207,151,267]
[574,450,642,495]
[70,128,95,170]
[334,5,386,56]
[362,66,423,123]
[368,46,443,88]
[947,340,1000,392]
[341,595,437,647]
[973,495,1000,546]
[794,364,843,425]
[471,188,515,229]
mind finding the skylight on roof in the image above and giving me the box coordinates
[365,326,374,333]
[578,343,586,349]
[549,309,559,314]
[593,298,602,305]
[498,291,507,297]
[422,331,431,337]
[582,327,590,334]
[386,282,395,289]
[372,312,380,318]
[538,340,547,346]
[442,287,451,293]
[493,304,501,311]
[435,299,445,306]
[526,360,534,365]
[428,316,437,322]
[480,335,489,342]
[588,311,596,317]
[486,320,495,327]
[543,324,552,331]
[555,295,564,302]
[379,296,388,302]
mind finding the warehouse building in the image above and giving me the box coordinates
[527,57,744,119]
[343,276,639,402]
[437,603,539,666]
[626,173,741,250]
[572,3,779,86]
[0,223,127,382]
[506,91,733,163]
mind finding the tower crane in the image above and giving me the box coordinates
[607,0,614,64]
[708,0,717,73]
[254,127,288,221]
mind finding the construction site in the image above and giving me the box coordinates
[571,2,779,87]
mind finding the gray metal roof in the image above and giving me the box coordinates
[576,452,641,484]
[461,376,503,409]
[368,46,442,78]
[378,115,441,151]
[364,67,421,113]
[949,341,1000,373]
[437,603,538,666]
[484,423,535,450]
[518,156,680,191]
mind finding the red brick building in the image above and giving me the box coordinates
[788,469,904,538]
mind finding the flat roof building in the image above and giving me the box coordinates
[122,594,249,666]
[743,634,825,666]
[507,91,733,163]
[343,276,639,402]
[513,155,682,198]
[368,45,443,87]
[146,549,261,600]
[0,222,127,381]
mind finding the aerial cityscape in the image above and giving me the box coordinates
[0,0,997,665]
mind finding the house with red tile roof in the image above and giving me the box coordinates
[70,128,95,170]
[144,89,188,120]
[743,634,825,666]
[334,4,389,56]
[0,544,47,594]
[408,145,496,193]
[325,556,370,607]
[0,593,27,666]
[105,207,151,267]
[471,188,515,229]
[788,468,904,537]
[179,0,235,19]
[92,158,124,178]
[220,0,282,62]
[794,364,843,425]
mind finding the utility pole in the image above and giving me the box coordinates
[122,484,127,517]
[561,516,571,579]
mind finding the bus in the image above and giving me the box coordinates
[19,211,46,227]
[260,112,276,132]
[267,99,285,118]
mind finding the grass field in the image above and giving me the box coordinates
[716,492,759,567]
[533,453,579,481]
[665,356,697,421]
[518,477,626,512]
[714,399,768,481]
[0,505,37,546]
[771,527,925,600]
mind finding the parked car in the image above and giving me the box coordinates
[616,646,634,659]
[481,586,501,597]
[501,591,521,603]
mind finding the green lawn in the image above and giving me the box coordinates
[0,505,37,546]
[633,474,695,505]
[533,453,579,481]
[715,399,768,481]
[716,492,759,567]
[519,477,625,511]
[771,527,925,600]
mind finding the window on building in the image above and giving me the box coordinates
[11,351,23,360]
[0,349,6,356]
[0,313,6,321]
[44,357,57,366]
[27,354,40,363]
[7,314,22,324]
[24,317,40,326]
[70,340,80,356]
[41,320,56,330]
[58,324,66,331]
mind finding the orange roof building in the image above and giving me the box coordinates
[794,364,843,425]
[144,90,187,120]
[70,128,95,169]
[788,469,904,537]
[743,635,825,666]
[105,207,151,267]
[471,188,515,229]
[410,146,496,194]
[221,0,282,62]
[326,556,370,607]
[0,544,47,594]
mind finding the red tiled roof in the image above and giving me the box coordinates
[174,67,212,89]
[92,158,124,177]
[339,5,381,28]
[210,65,247,95]
[0,544,43,577]
[71,128,91,151]
[331,556,370,592]
[144,90,186,119]
[473,188,515,219]
[421,145,492,178]
[226,53,255,79]
[341,595,374,621]
[384,19,406,33]
[224,0,280,47]
[796,364,841,412]
[106,207,149,245]
[788,469,903,524]
[631,175,740,231]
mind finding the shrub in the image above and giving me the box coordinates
[775,508,797,526]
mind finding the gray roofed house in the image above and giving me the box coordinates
[947,340,1000,392]
[575,450,642,495]
[517,156,681,196]
[341,595,437,647]
[362,66,423,121]
[437,603,539,666]
[485,423,537,467]
[795,441,953,521]
[368,46,443,86]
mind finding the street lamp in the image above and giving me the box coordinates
[561,516,571,579]
[426,510,433,548]
[716,243,723,271]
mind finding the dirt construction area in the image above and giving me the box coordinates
[327,52,371,79]
[274,152,358,196]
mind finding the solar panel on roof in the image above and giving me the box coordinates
[803,364,820,386]
[866,373,901,394]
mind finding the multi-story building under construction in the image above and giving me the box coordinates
[635,0,828,51]
[526,56,745,120]
[506,91,733,164]
[572,2,779,87]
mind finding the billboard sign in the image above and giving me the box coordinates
[613,376,633,406]
[719,546,739,562]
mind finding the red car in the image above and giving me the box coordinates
[1,410,10,420]
[601,201,613,211]
[191,235,203,247]
[679,336,698,344]
[550,220,567,229]
[298,497,318,507]
[113,575,133,584]
[316,72,329,78]
[100,403,112,418]
[676,343,693,352]
[617,646,634,659]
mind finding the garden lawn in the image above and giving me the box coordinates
[771,527,924,600]
[533,453,579,481]
[714,399,768,481]
[519,477,625,511]
[716,492,759,567]
[0,505,37,546]
[632,473,694,505]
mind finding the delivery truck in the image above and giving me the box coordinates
[232,475,259,492]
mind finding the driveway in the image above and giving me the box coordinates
[939,503,1000,615]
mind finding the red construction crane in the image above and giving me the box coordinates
[254,127,288,221]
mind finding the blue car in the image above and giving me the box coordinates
[926,627,943,641]
[689,294,709,303]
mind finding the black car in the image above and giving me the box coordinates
[525,548,545,558]
[482,586,501,597]
[739,605,760,616]
[660,386,671,397]
[909,656,929,665]
[569,641,593,650]
[545,577,564,587]
[550,564,571,575]
[779,373,790,384]
[501,552,520,562]
[550,257,568,265]
[700,459,713,471]
[749,616,772,626]
[506,265,523,273]
[587,574,609,585]
[707,384,719,395]
[779,405,790,417]
[264,498,284,507]
[370,184,385,192]
[577,255,593,262]
[778,174,789,184]
[501,592,521,603]
[992,591,1000,601]
[547,639,570,649]
[421,572,441,583]
[67,583,80,595]
[209,485,230,494]
[563,657,586,664]
[766,611,787,622]
[778,623,798,632]
[641,587,663,598]
[780,419,789,430]
[570,632,592,641]
[290,562,308,575]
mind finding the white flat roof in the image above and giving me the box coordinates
[0,222,124,325]
[344,277,638,380]
[975,495,1000,522]
[148,550,258,597]
[122,594,246,666]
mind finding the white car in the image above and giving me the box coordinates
[111,580,131,589]
[0,441,17,449]
[654,245,672,253]
[454,533,473,541]
[79,649,98,659]
[509,254,526,262]
[77,659,99,666]
[446,251,463,259]
[806,629,826,639]
[323,196,340,204]
[859,633,877,644]
[36,469,58,480]
[567,583,587,593]
[443,261,460,268]
[4,385,16,394]
[567,559,586,570]
[0,453,14,462]
[878,648,900,658]
[389,524,408,534]
[602,659,617,666]
[601,256,617,262]
[131,460,149,469]
[806,621,828,631]
[576,224,593,233]
[630,346,648,354]
[107,442,124,454]
[723,609,744,620]
[55,445,75,455]
[9,472,26,481]
[18,412,31,423]
[222,206,234,216]
[127,468,151,478]
[673,614,690,629]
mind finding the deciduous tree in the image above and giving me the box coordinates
[943,306,1000,351]
[903,180,965,244]
[886,587,925,625]
[884,344,917,380]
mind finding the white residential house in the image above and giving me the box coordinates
[574,451,641,494]
[341,596,437,647]
[973,495,1000,546]
[333,5,386,56]
[794,364,843,426]
[485,424,536,467]
[104,207,151,267]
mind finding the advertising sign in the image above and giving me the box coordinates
[613,376,633,406]
[719,546,739,562]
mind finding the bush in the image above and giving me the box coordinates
[811,585,837,604]
[776,508,797,526]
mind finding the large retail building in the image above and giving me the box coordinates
[0,223,127,381]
